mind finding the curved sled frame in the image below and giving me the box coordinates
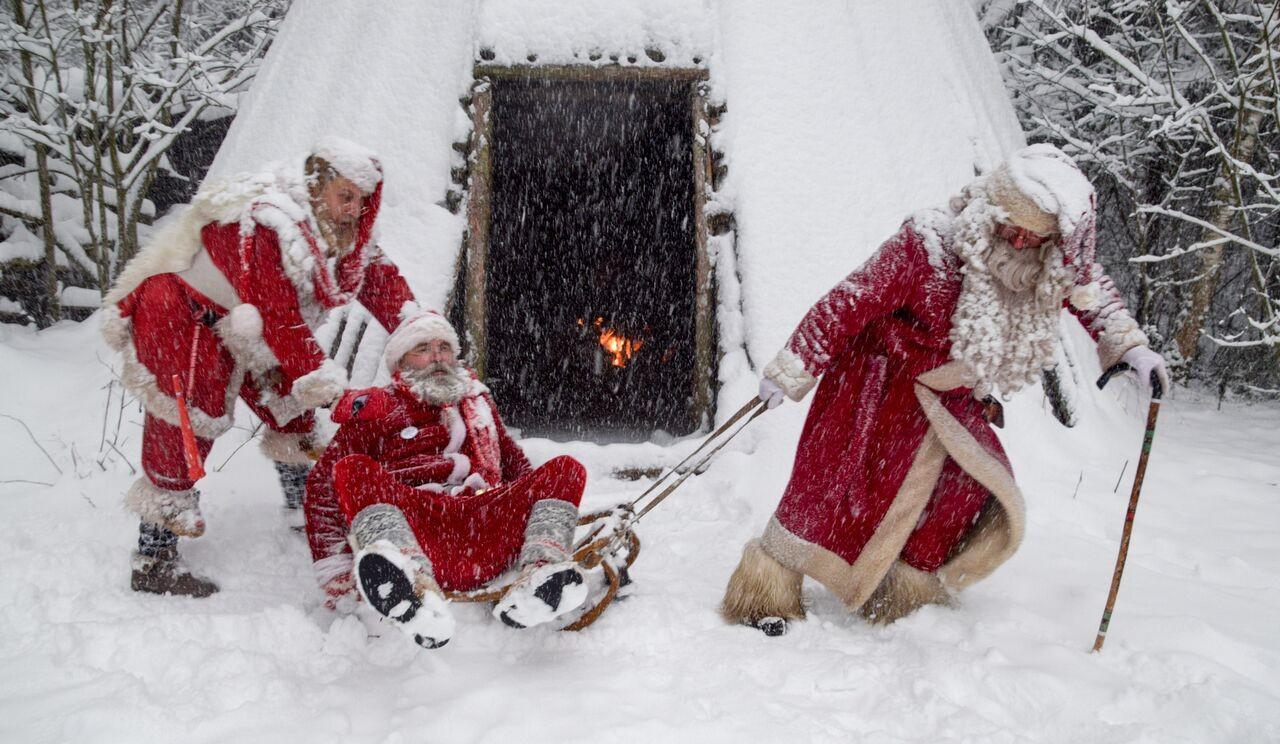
[442,508,640,632]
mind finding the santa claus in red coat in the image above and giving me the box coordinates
[101,137,419,597]
[721,144,1170,636]
[305,311,591,649]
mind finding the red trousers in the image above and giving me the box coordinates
[334,455,586,591]
[125,274,313,491]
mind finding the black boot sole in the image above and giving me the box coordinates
[750,616,788,637]
[357,552,422,624]
[498,567,585,629]
[357,552,449,650]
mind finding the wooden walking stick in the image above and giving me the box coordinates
[1091,363,1163,652]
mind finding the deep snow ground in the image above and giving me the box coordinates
[1,318,1278,744]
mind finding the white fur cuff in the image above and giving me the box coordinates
[1068,282,1102,311]
[313,553,354,586]
[1097,315,1151,370]
[214,304,281,374]
[99,306,131,351]
[124,478,204,537]
[260,429,316,465]
[763,348,818,401]
[446,452,471,485]
[291,359,347,408]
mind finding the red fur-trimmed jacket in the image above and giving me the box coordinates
[304,378,533,568]
[760,218,1147,575]
[102,171,416,439]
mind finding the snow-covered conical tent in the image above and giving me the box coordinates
[210,0,1115,441]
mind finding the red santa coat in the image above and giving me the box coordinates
[305,379,586,592]
[101,163,414,494]
[758,219,1143,609]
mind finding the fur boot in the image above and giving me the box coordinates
[720,538,805,626]
[494,499,588,629]
[349,504,454,649]
[857,560,953,625]
[124,478,205,538]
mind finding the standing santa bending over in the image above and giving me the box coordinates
[101,138,419,597]
[721,144,1169,636]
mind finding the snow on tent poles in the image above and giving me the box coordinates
[1092,362,1164,652]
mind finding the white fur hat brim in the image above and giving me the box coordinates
[384,312,460,372]
[311,136,382,195]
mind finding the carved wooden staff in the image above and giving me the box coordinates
[1092,363,1163,652]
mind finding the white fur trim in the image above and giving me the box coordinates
[125,478,204,537]
[290,359,347,408]
[311,137,382,194]
[99,305,131,351]
[1096,314,1150,370]
[985,165,1058,235]
[445,452,471,484]
[260,394,311,429]
[440,405,467,454]
[104,172,279,306]
[398,300,423,324]
[313,554,354,587]
[763,348,818,401]
[111,316,238,438]
[384,312,460,372]
[213,304,281,374]
[259,429,315,465]
[1068,281,1102,311]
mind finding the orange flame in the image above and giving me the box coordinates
[579,316,644,367]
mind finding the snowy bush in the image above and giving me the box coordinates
[980,0,1280,396]
[0,0,289,326]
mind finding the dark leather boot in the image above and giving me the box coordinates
[131,547,219,598]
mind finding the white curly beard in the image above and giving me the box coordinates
[403,363,469,406]
[948,188,1073,397]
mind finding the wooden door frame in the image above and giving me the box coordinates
[463,64,716,432]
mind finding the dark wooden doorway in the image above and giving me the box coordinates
[462,67,714,440]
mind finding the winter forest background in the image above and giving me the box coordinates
[2,0,1279,396]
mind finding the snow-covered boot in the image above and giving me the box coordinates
[350,504,454,649]
[273,461,310,530]
[131,526,218,597]
[494,499,588,629]
[721,538,805,636]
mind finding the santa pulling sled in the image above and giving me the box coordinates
[722,144,1170,636]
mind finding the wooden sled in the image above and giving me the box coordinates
[442,505,640,631]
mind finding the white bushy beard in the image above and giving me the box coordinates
[403,362,469,406]
[947,188,1073,397]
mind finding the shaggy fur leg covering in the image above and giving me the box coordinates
[858,560,953,625]
[720,538,805,624]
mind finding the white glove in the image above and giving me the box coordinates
[1120,346,1170,398]
[290,359,348,408]
[758,377,785,409]
[460,472,490,491]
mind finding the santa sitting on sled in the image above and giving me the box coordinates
[304,311,591,648]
